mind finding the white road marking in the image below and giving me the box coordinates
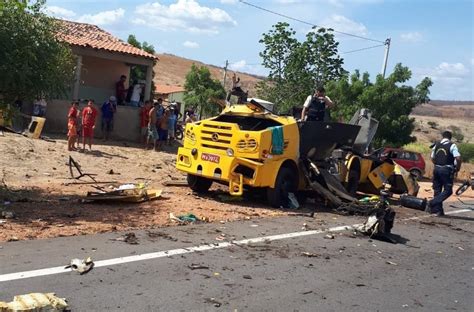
[0,208,471,283]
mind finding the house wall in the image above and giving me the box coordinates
[79,55,130,104]
[45,100,142,141]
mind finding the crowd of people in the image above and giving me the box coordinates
[115,75,145,107]
[66,94,196,152]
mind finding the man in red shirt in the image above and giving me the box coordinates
[140,100,152,146]
[67,101,79,151]
[82,100,98,151]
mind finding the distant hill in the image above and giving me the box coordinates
[412,102,474,119]
[153,53,264,95]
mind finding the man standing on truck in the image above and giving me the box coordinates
[427,130,462,216]
[301,86,334,121]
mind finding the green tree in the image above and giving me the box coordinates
[184,64,225,118]
[0,0,75,103]
[327,64,433,147]
[256,23,346,113]
[127,34,156,98]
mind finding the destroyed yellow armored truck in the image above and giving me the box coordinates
[176,99,419,207]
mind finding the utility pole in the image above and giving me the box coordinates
[381,38,391,78]
[223,60,229,88]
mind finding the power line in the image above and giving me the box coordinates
[341,44,385,54]
[238,0,384,44]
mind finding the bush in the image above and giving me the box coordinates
[459,143,474,164]
[427,121,438,129]
[448,125,464,142]
[403,142,431,154]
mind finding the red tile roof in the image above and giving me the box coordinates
[155,85,185,94]
[57,20,158,60]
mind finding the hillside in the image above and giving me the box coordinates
[153,53,264,95]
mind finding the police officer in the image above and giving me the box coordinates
[301,86,334,121]
[427,130,462,216]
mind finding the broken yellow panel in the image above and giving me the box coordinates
[0,292,68,312]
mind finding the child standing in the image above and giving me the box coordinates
[67,101,79,151]
[82,100,98,152]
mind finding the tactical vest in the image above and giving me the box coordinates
[307,96,326,121]
[434,142,455,166]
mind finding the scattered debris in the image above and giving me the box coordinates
[302,290,313,295]
[0,293,68,311]
[302,223,308,231]
[386,261,398,266]
[204,298,222,308]
[288,192,300,209]
[8,236,19,242]
[216,194,243,202]
[163,179,188,187]
[188,264,210,270]
[65,257,94,274]
[324,234,335,239]
[1,210,15,219]
[146,231,177,241]
[85,188,162,203]
[107,169,120,175]
[243,275,253,279]
[356,284,366,287]
[458,246,465,251]
[114,232,139,245]
[169,213,200,224]
[301,252,319,258]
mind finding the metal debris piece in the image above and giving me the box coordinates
[301,252,319,258]
[204,298,222,308]
[0,293,68,311]
[386,261,398,266]
[65,257,94,274]
[1,210,15,219]
[188,264,210,270]
[114,232,139,245]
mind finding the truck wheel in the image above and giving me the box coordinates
[187,174,213,193]
[409,169,422,180]
[267,167,297,208]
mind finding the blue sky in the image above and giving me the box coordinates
[45,0,473,100]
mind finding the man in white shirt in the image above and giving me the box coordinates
[427,130,462,216]
[301,86,334,121]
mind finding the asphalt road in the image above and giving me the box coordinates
[1,204,473,312]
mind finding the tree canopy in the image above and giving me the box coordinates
[127,34,156,99]
[326,64,433,147]
[184,64,225,118]
[0,0,75,103]
[257,22,346,113]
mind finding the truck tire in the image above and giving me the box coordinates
[187,174,213,193]
[409,169,422,180]
[267,166,297,208]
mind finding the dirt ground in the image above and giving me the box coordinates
[1,132,472,242]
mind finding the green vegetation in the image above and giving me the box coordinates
[448,125,464,143]
[459,143,474,163]
[127,34,157,99]
[256,22,432,148]
[256,22,346,113]
[326,65,432,147]
[427,121,438,129]
[404,142,474,164]
[184,64,225,118]
[403,142,432,154]
[0,0,75,103]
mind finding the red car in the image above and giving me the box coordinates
[380,148,426,179]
